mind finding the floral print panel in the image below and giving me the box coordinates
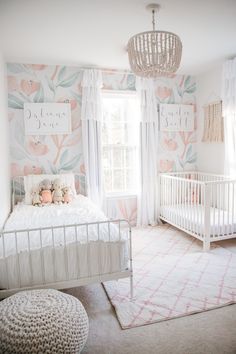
[7,63,196,224]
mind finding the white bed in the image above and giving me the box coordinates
[0,175,133,299]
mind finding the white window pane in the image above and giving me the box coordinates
[113,169,124,191]
[104,170,112,192]
[113,148,124,169]
[102,93,140,194]
[102,149,112,169]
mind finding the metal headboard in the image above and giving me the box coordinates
[11,173,87,209]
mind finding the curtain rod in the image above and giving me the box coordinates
[81,67,134,75]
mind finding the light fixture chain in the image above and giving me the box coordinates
[152,9,156,31]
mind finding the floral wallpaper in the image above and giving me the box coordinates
[7,63,196,225]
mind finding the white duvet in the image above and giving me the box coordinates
[0,196,129,290]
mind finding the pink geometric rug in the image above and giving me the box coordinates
[103,225,236,329]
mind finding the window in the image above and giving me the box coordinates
[102,93,140,195]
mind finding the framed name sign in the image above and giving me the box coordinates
[24,103,71,135]
[159,104,194,131]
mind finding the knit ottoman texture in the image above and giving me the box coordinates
[0,289,89,354]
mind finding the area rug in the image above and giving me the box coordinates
[103,225,236,329]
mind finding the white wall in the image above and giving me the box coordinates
[197,64,225,174]
[0,54,10,227]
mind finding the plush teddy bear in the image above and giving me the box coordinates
[39,179,53,206]
[62,186,73,204]
[52,178,64,205]
[31,187,42,207]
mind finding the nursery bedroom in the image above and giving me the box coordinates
[0,0,236,353]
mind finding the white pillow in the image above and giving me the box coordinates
[24,173,77,205]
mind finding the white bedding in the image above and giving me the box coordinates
[161,204,236,236]
[0,195,129,290]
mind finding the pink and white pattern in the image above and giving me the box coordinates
[103,225,236,329]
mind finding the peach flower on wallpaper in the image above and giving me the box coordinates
[80,164,85,175]
[20,80,40,96]
[8,76,19,92]
[11,163,42,177]
[26,138,49,156]
[156,86,172,100]
[160,159,174,172]
[163,138,178,151]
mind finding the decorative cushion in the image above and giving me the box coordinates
[0,289,89,354]
[24,173,76,204]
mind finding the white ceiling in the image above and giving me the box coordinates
[0,0,236,75]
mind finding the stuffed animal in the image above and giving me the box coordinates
[31,187,42,207]
[39,179,53,205]
[62,186,73,204]
[52,178,64,205]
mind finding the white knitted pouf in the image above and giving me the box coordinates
[0,289,89,354]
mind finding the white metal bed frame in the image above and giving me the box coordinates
[0,175,133,299]
[159,171,236,251]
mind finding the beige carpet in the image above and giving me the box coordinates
[64,284,236,354]
[63,226,236,354]
[103,225,236,328]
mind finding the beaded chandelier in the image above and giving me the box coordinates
[127,4,182,78]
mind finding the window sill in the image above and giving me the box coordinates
[105,192,137,199]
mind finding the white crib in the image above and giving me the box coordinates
[159,172,236,251]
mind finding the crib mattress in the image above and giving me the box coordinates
[0,195,129,290]
[160,204,236,237]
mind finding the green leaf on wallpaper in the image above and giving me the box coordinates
[58,66,66,82]
[186,83,196,94]
[168,93,175,104]
[7,63,26,74]
[10,146,27,160]
[178,157,184,169]
[47,161,59,174]
[14,121,25,146]
[18,92,31,102]
[186,145,193,159]
[176,85,183,98]
[127,74,135,90]
[60,154,81,171]
[59,149,69,166]
[33,86,44,103]
[46,76,55,93]
[186,153,197,164]
[184,76,191,89]
[71,91,82,105]
[8,94,24,109]
[57,72,79,88]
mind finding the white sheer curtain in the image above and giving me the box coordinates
[222,58,236,176]
[81,69,103,207]
[136,77,159,226]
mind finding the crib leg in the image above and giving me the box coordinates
[203,238,210,252]
[130,274,134,301]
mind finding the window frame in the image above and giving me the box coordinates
[101,90,139,197]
